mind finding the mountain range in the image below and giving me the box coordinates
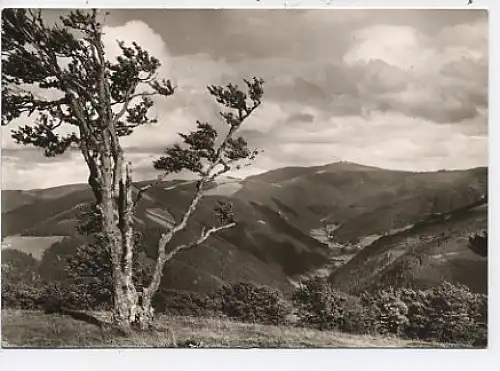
[1,161,488,294]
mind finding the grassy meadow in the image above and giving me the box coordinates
[1,309,462,349]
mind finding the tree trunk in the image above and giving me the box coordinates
[111,283,137,333]
[109,284,156,332]
[92,147,142,332]
[135,297,155,330]
[111,288,154,332]
[101,189,136,332]
[96,157,158,332]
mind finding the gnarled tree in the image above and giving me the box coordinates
[2,9,264,331]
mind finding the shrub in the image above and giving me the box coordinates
[39,280,112,312]
[52,233,154,311]
[292,276,337,329]
[152,289,217,317]
[1,249,46,309]
[216,282,291,325]
[470,292,488,346]
[1,236,154,313]
[152,283,291,325]
[63,238,113,309]
[1,249,39,283]
[365,282,487,344]
[291,277,487,345]
[361,288,409,336]
[38,237,81,281]
[292,276,370,332]
[28,203,155,312]
[336,300,376,334]
[413,282,487,344]
[1,280,46,309]
[396,287,433,339]
[1,244,114,312]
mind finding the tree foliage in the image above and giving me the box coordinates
[217,282,291,325]
[60,233,154,310]
[1,249,45,309]
[292,278,487,345]
[38,237,80,281]
[1,248,39,283]
[292,276,367,332]
[2,8,264,330]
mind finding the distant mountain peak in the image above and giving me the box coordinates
[319,161,386,171]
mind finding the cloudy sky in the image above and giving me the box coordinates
[1,9,488,189]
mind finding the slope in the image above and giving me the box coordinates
[329,198,488,294]
[237,163,487,244]
[1,179,330,294]
[1,162,488,294]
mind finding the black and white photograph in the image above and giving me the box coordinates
[0,6,489,350]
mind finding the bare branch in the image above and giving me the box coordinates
[133,172,170,209]
[144,221,236,299]
[167,222,236,260]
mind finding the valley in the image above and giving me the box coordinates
[1,162,488,295]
